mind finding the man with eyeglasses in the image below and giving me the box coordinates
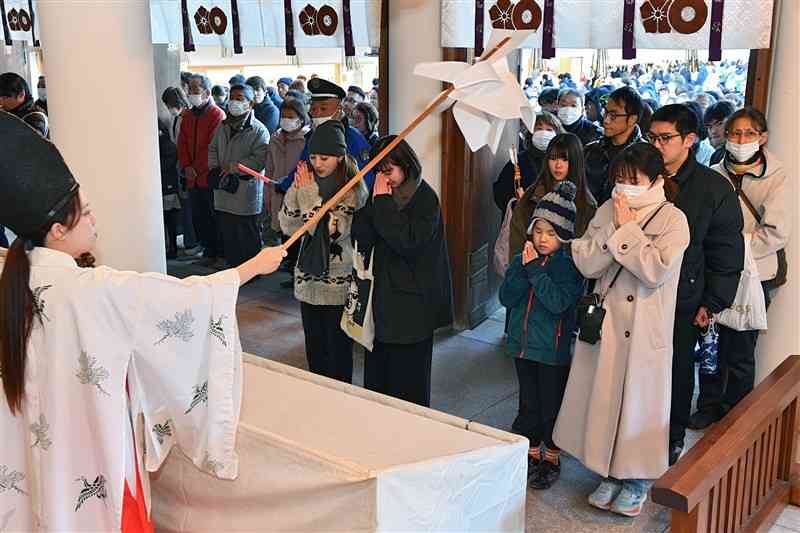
[648,104,744,466]
[700,101,737,167]
[584,86,644,205]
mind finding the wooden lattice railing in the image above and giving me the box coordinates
[653,355,800,533]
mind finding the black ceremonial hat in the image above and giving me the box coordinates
[307,77,346,100]
[0,110,79,238]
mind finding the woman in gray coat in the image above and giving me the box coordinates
[209,83,270,269]
[553,144,690,517]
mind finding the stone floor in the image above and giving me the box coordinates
[168,255,721,533]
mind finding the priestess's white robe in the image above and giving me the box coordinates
[0,247,242,532]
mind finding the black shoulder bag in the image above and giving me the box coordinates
[577,203,667,345]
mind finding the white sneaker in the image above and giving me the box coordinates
[610,487,648,517]
[588,479,623,510]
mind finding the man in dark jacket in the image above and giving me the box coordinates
[649,104,744,465]
[0,72,48,138]
[584,86,644,205]
[557,89,602,147]
[704,100,737,167]
[245,76,280,134]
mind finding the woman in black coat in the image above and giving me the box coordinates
[351,136,454,407]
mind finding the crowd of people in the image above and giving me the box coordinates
[0,57,787,524]
[157,71,452,410]
[495,74,787,517]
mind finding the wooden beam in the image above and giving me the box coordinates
[440,48,471,327]
[745,48,773,114]
[378,0,389,137]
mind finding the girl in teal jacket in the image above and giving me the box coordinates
[499,181,584,491]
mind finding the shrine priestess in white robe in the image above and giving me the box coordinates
[0,247,243,532]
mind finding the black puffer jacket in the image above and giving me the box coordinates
[492,148,544,212]
[10,97,48,138]
[564,116,603,147]
[671,156,744,315]
[351,180,454,344]
[584,126,643,205]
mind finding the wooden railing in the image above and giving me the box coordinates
[653,355,800,533]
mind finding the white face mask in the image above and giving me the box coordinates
[312,115,334,128]
[280,118,302,132]
[614,183,649,198]
[38,88,47,100]
[557,106,581,126]
[726,140,760,162]
[531,130,557,152]
[188,94,206,108]
[227,100,249,117]
[169,107,181,117]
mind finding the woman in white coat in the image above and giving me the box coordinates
[692,106,790,429]
[553,143,690,517]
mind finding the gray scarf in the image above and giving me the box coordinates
[392,175,421,210]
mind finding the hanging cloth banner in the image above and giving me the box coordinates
[591,0,773,52]
[541,0,554,58]
[440,0,773,53]
[283,0,296,56]
[442,0,590,50]
[150,1,381,52]
[2,0,39,46]
[1,0,11,46]
[708,0,724,61]
[180,0,243,53]
[474,0,485,57]
[621,0,635,59]
[342,0,356,61]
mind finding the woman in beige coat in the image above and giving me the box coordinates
[553,143,690,517]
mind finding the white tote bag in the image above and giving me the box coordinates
[341,242,376,351]
[716,235,768,331]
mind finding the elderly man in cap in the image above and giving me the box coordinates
[276,77,373,194]
[209,83,270,270]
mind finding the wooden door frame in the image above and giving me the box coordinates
[378,0,389,137]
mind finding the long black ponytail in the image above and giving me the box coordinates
[0,192,81,414]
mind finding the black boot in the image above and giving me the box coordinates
[688,408,721,430]
[529,460,560,490]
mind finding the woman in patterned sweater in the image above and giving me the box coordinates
[279,120,368,383]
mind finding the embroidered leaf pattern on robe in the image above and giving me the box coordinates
[32,285,53,323]
[153,419,173,445]
[74,475,107,512]
[155,309,196,345]
[209,315,227,347]
[0,466,26,495]
[76,351,111,396]
[30,414,52,451]
[202,452,223,477]
[184,381,208,414]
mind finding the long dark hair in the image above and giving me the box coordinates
[370,136,422,182]
[537,133,591,215]
[609,143,679,201]
[0,192,82,414]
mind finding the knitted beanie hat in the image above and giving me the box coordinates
[309,120,347,156]
[528,180,577,242]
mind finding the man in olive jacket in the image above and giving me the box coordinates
[649,105,744,465]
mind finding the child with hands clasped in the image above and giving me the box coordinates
[499,180,585,491]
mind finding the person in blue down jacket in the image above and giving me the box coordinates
[499,180,585,492]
